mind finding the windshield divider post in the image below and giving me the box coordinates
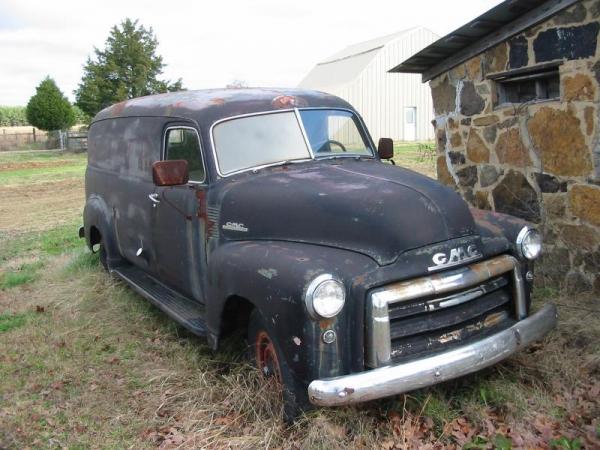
[294,108,316,161]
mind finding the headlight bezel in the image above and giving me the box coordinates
[305,274,346,320]
[516,226,542,260]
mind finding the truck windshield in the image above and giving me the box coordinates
[212,111,311,176]
[212,109,373,176]
[299,109,373,158]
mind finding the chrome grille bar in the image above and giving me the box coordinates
[366,254,526,368]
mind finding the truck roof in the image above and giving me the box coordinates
[92,88,354,127]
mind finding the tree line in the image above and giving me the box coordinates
[0,106,28,127]
[0,104,88,128]
[22,18,184,132]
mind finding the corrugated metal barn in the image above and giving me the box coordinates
[298,27,439,143]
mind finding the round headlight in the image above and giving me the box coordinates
[516,227,542,260]
[305,274,345,319]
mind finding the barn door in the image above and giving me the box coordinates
[404,107,417,141]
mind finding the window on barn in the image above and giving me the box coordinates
[492,65,560,106]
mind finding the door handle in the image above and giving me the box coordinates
[148,193,161,207]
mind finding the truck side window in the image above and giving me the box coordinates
[165,128,205,182]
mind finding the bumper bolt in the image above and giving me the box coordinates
[526,271,534,282]
[322,329,336,344]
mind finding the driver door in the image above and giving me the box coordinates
[150,125,207,302]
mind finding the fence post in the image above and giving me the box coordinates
[33,128,36,143]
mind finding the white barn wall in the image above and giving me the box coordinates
[299,27,438,143]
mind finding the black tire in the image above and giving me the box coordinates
[247,308,310,423]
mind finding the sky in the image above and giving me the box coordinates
[0,0,503,106]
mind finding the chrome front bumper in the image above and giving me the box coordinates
[308,303,557,406]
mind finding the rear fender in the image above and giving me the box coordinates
[83,194,120,263]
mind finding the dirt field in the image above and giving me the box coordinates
[0,147,599,449]
[0,151,85,238]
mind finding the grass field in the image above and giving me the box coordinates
[1,146,599,449]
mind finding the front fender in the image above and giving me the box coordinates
[206,240,375,383]
[470,208,536,310]
[470,208,533,257]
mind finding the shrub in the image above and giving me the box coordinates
[26,77,75,131]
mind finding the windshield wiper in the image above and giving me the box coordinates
[316,154,374,161]
[250,158,311,174]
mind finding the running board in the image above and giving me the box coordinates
[111,266,207,337]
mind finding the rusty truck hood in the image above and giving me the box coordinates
[217,159,477,265]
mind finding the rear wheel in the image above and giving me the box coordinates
[248,309,308,422]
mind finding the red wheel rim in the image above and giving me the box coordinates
[255,330,282,383]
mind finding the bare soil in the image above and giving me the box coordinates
[0,178,84,235]
[0,160,81,171]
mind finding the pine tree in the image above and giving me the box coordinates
[75,18,183,117]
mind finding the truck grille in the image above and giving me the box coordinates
[366,254,527,368]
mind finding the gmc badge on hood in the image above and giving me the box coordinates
[428,245,482,272]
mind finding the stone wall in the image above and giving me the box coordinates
[430,0,600,292]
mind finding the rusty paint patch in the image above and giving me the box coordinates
[111,101,127,116]
[210,97,225,105]
[271,95,308,109]
[318,318,335,330]
[196,190,207,219]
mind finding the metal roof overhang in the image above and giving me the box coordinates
[389,0,580,82]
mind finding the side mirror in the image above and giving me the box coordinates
[152,160,189,186]
[377,138,394,160]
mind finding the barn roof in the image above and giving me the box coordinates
[298,27,423,89]
[390,0,580,82]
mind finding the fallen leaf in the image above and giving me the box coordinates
[214,415,235,426]
[380,440,395,450]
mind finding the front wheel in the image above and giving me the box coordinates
[247,309,309,422]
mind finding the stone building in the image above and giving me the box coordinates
[391,0,600,292]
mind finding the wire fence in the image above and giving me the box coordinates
[0,129,87,152]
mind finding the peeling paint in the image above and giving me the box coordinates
[258,268,278,279]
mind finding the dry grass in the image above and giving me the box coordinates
[0,126,48,135]
[393,142,437,180]
[0,178,84,235]
[1,148,599,449]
